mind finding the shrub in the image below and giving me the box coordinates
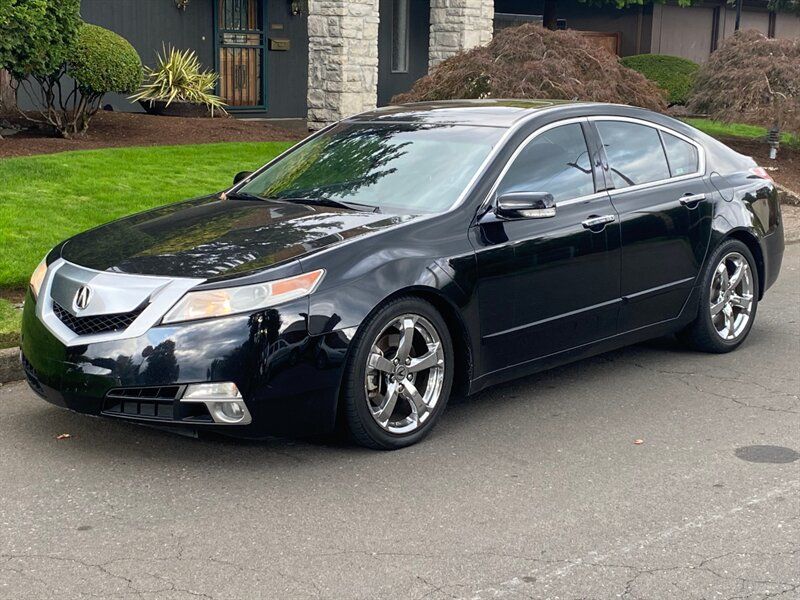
[130,47,227,116]
[0,0,81,79]
[13,23,142,137]
[620,54,699,105]
[393,24,667,112]
[688,30,800,136]
[69,24,142,98]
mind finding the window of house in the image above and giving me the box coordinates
[497,124,595,203]
[595,121,671,188]
[392,0,410,73]
[661,131,700,177]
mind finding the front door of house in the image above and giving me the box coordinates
[217,0,266,109]
[378,0,430,106]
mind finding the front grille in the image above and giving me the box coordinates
[102,386,212,422]
[52,301,145,336]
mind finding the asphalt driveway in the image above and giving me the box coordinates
[1,245,798,600]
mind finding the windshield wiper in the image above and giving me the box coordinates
[224,191,266,201]
[269,196,380,213]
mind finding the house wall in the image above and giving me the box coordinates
[774,12,800,38]
[81,0,215,112]
[80,0,307,118]
[651,4,716,63]
[495,0,652,56]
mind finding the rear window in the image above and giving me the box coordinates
[662,132,699,177]
[596,121,671,188]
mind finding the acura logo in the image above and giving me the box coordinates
[74,286,92,311]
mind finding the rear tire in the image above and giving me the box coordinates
[678,239,759,353]
[342,297,454,450]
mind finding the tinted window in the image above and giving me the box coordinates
[497,124,595,202]
[662,132,699,177]
[240,123,504,213]
[596,121,670,188]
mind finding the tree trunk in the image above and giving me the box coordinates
[0,70,15,116]
[543,0,558,30]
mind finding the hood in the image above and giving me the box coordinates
[59,196,416,281]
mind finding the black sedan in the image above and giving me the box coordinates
[21,100,785,449]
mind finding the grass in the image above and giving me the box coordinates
[685,118,800,147]
[0,141,293,291]
[0,299,21,350]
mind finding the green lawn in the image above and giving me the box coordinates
[0,141,293,292]
[685,118,800,147]
[0,299,20,349]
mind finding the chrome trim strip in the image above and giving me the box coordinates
[483,297,623,340]
[37,259,205,347]
[623,276,696,302]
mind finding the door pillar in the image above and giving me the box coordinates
[428,0,494,68]
[307,0,380,129]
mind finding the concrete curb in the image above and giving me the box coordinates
[0,347,22,385]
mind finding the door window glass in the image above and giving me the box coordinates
[391,0,409,73]
[596,121,670,188]
[497,123,595,203]
[662,132,699,177]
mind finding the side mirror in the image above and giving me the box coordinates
[496,192,556,220]
[233,171,254,185]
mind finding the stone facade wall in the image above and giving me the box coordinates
[429,0,494,68]
[307,0,380,129]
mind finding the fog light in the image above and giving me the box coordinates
[180,382,252,425]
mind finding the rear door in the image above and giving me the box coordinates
[590,118,713,331]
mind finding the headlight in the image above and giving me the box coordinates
[29,257,48,300]
[162,269,325,324]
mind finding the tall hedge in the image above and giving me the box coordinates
[620,54,699,106]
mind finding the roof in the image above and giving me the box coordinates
[347,99,581,128]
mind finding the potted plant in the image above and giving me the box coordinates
[130,46,227,117]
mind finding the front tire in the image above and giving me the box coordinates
[678,239,759,353]
[342,297,454,450]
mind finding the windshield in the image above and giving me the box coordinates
[238,122,505,213]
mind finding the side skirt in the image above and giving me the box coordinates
[467,284,702,396]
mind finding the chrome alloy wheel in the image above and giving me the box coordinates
[364,314,446,434]
[710,251,754,341]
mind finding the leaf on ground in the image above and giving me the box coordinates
[56,433,72,440]
[634,439,645,445]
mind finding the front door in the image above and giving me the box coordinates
[591,118,713,332]
[472,121,622,375]
[377,0,430,106]
[217,0,266,109]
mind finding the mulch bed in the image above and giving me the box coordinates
[0,111,304,158]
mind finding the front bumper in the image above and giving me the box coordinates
[20,291,352,437]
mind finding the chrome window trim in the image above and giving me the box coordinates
[478,117,598,214]
[589,115,706,195]
[36,259,205,347]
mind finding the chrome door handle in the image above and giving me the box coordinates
[680,193,706,207]
[582,215,616,229]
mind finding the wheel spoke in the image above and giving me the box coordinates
[401,380,428,418]
[368,352,395,374]
[373,383,399,427]
[716,262,729,291]
[395,316,417,362]
[728,261,746,290]
[408,343,441,373]
[729,294,752,310]
[724,305,735,338]
[710,298,727,316]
